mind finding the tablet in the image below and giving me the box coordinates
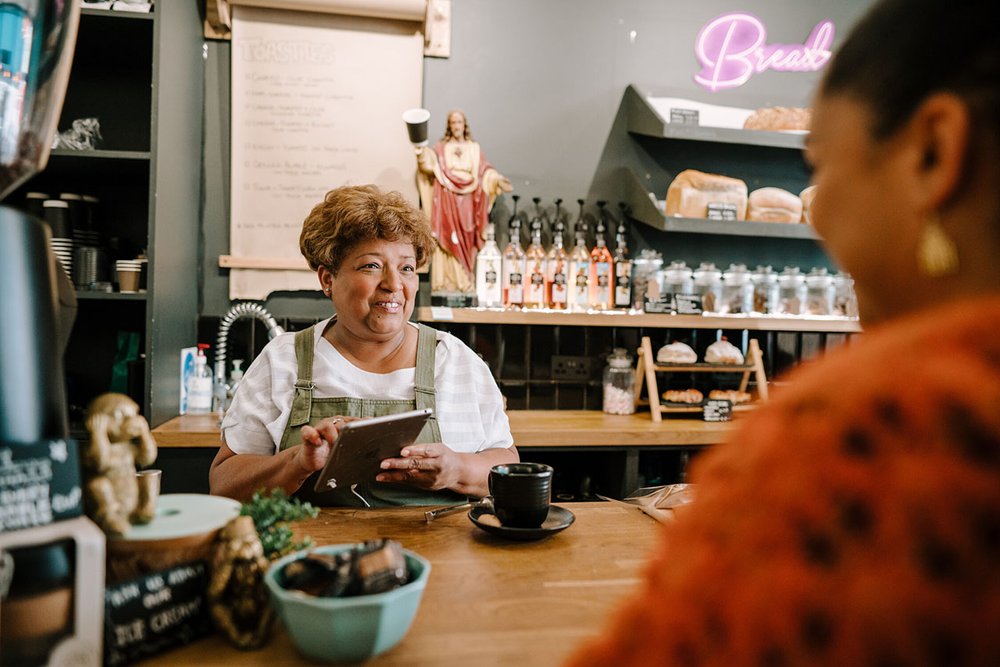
[313,408,432,493]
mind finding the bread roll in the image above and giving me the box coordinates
[743,107,811,131]
[664,170,748,220]
[662,389,704,404]
[747,187,803,223]
[656,341,697,364]
[800,185,817,224]
[705,338,744,365]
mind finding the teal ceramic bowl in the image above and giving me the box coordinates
[264,544,431,663]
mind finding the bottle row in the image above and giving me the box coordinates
[476,197,629,311]
[473,197,858,318]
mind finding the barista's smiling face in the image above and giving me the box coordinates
[321,239,418,340]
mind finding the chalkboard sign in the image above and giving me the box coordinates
[674,294,703,315]
[703,399,733,422]
[706,202,738,221]
[0,438,83,532]
[104,561,212,666]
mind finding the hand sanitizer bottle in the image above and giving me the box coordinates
[187,344,213,414]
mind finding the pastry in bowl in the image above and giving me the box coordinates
[704,338,744,365]
[661,389,704,404]
[656,341,697,364]
[708,389,752,404]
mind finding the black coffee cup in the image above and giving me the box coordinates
[402,108,430,146]
[489,462,553,528]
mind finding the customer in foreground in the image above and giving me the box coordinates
[210,185,517,506]
[568,0,1000,664]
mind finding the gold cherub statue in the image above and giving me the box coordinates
[83,393,158,537]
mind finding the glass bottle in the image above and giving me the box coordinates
[603,348,636,415]
[632,249,663,312]
[502,196,526,309]
[721,263,753,315]
[612,208,632,310]
[805,266,835,316]
[751,265,779,314]
[776,266,806,315]
[569,199,591,311]
[692,262,722,314]
[475,222,503,308]
[589,201,614,310]
[546,216,569,309]
[524,216,548,309]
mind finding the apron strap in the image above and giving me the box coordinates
[414,324,438,414]
[288,325,317,428]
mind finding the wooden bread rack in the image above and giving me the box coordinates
[634,336,769,422]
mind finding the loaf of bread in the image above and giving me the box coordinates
[800,185,817,224]
[747,187,803,223]
[664,170,748,220]
[743,107,811,131]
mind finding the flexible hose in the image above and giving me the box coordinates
[214,302,284,378]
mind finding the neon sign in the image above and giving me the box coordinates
[694,13,835,92]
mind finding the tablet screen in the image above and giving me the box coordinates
[312,408,432,493]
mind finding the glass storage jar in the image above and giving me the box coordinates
[721,263,753,314]
[832,271,859,318]
[692,262,723,313]
[602,348,635,415]
[805,267,835,316]
[776,266,806,315]
[751,265,779,314]
[661,259,694,308]
[631,249,663,312]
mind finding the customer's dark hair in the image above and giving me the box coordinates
[821,0,999,146]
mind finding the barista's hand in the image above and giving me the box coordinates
[377,442,462,491]
[296,416,358,474]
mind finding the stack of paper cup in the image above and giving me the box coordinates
[116,259,142,293]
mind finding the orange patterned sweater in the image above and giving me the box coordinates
[567,296,1000,666]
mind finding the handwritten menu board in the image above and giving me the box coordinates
[229,3,424,299]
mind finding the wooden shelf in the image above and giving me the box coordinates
[49,148,151,160]
[415,306,861,333]
[75,291,147,301]
[81,7,154,20]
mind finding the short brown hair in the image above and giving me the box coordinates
[299,184,434,273]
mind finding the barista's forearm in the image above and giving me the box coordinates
[454,445,519,498]
[210,447,312,503]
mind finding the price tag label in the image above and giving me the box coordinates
[674,294,703,315]
[703,399,733,422]
[706,202,738,221]
[669,108,700,125]
[430,306,453,320]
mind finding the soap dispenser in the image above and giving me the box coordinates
[226,360,245,410]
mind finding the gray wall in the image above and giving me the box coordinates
[201,0,873,317]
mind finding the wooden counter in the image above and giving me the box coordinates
[142,502,660,667]
[152,410,734,449]
[151,411,733,496]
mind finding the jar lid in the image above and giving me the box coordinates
[607,347,632,367]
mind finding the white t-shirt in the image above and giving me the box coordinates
[221,319,513,456]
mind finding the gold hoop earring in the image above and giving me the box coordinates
[917,213,959,277]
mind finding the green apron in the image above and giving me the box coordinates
[279,321,467,508]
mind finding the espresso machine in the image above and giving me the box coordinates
[0,3,106,666]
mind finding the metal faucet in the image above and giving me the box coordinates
[214,302,285,411]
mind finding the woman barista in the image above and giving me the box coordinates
[210,185,518,506]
